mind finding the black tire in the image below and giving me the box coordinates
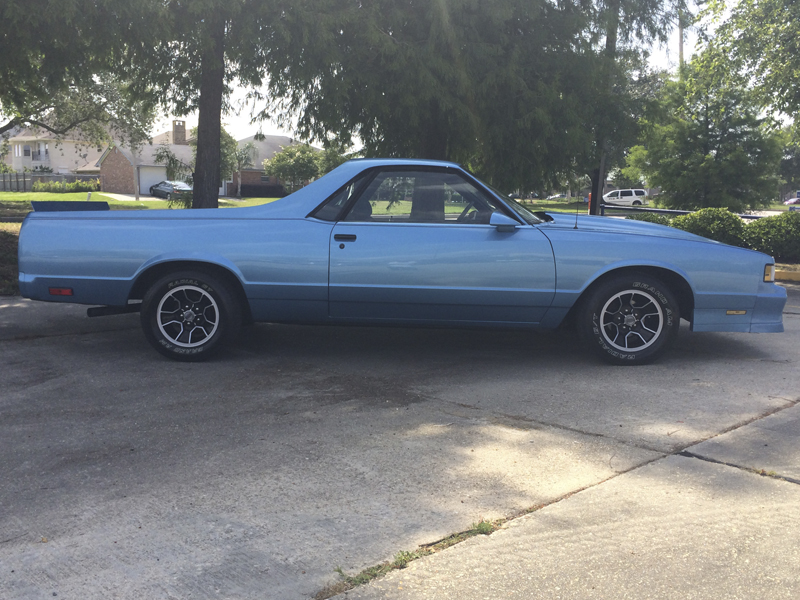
[166,192,172,201]
[149,186,156,196]
[633,200,642,206]
[140,270,241,361]
[578,273,679,365]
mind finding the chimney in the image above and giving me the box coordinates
[173,120,187,145]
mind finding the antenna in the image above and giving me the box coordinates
[574,193,580,229]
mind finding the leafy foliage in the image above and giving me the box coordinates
[625,212,671,226]
[0,0,157,145]
[627,58,782,212]
[259,0,681,192]
[778,126,800,200]
[262,144,320,193]
[233,142,256,198]
[671,208,746,246]
[31,179,101,193]
[316,146,350,176]
[153,145,193,182]
[711,0,800,116]
[744,211,800,262]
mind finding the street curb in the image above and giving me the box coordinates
[776,270,800,282]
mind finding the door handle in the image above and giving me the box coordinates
[334,234,357,242]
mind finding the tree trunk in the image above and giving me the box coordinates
[419,101,449,160]
[589,0,620,216]
[192,13,226,209]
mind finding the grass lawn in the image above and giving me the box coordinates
[0,223,21,295]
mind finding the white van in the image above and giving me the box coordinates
[603,189,649,206]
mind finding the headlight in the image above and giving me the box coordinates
[764,264,776,282]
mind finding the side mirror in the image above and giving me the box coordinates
[490,211,519,232]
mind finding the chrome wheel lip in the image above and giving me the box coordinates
[156,285,219,348]
[600,289,664,352]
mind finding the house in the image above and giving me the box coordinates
[97,121,194,195]
[228,134,302,197]
[6,128,103,174]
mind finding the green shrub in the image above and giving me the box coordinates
[626,212,672,226]
[744,211,800,261]
[32,179,101,193]
[671,208,746,247]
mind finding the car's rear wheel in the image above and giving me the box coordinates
[578,273,679,365]
[140,270,241,361]
[633,200,642,206]
[166,192,172,201]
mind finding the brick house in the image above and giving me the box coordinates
[229,134,302,197]
[97,121,193,195]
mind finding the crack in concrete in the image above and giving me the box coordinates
[677,450,800,486]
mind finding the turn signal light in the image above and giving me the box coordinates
[48,287,73,296]
[764,264,775,282]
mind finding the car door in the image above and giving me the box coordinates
[327,168,556,325]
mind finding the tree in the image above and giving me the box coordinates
[233,142,256,198]
[778,126,800,200]
[316,145,350,176]
[260,0,686,194]
[0,1,157,145]
[263,144,320,193]
[188,126,240,187]
[154,145,193,182]
[626,59,782,212]
[712,0,800,116]
[122,0,290,209]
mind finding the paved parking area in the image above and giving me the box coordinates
[1,285,799,599]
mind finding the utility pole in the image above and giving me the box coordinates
[678,10,685,77]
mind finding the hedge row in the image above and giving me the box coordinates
[627,208,800,262]
[32,179,101,193]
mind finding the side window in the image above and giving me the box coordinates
[312,172,371,221]
[621,190,633,197]
[608,191,619,198]
[634,190,645,196]
[344,169,504,224]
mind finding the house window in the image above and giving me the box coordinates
[23,145,31,157]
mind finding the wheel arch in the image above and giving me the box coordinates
[569,266,694,325]
[129,260,252,323]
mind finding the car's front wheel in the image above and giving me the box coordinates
[140,271,241,361]
[578,273,679,365]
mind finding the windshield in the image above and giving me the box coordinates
[481,182,542,225]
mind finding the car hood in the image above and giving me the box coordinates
[541,212,716,244]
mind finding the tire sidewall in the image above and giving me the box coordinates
[580,274,679,365]
[141,271,238,361]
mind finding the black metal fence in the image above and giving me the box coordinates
[599,204,765,220]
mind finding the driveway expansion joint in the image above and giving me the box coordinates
[677,450,800,486]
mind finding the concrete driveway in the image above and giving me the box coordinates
[1,285,798,599]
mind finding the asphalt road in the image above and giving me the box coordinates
[1,285,799,599]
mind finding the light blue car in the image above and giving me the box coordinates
[18,159,786,364]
